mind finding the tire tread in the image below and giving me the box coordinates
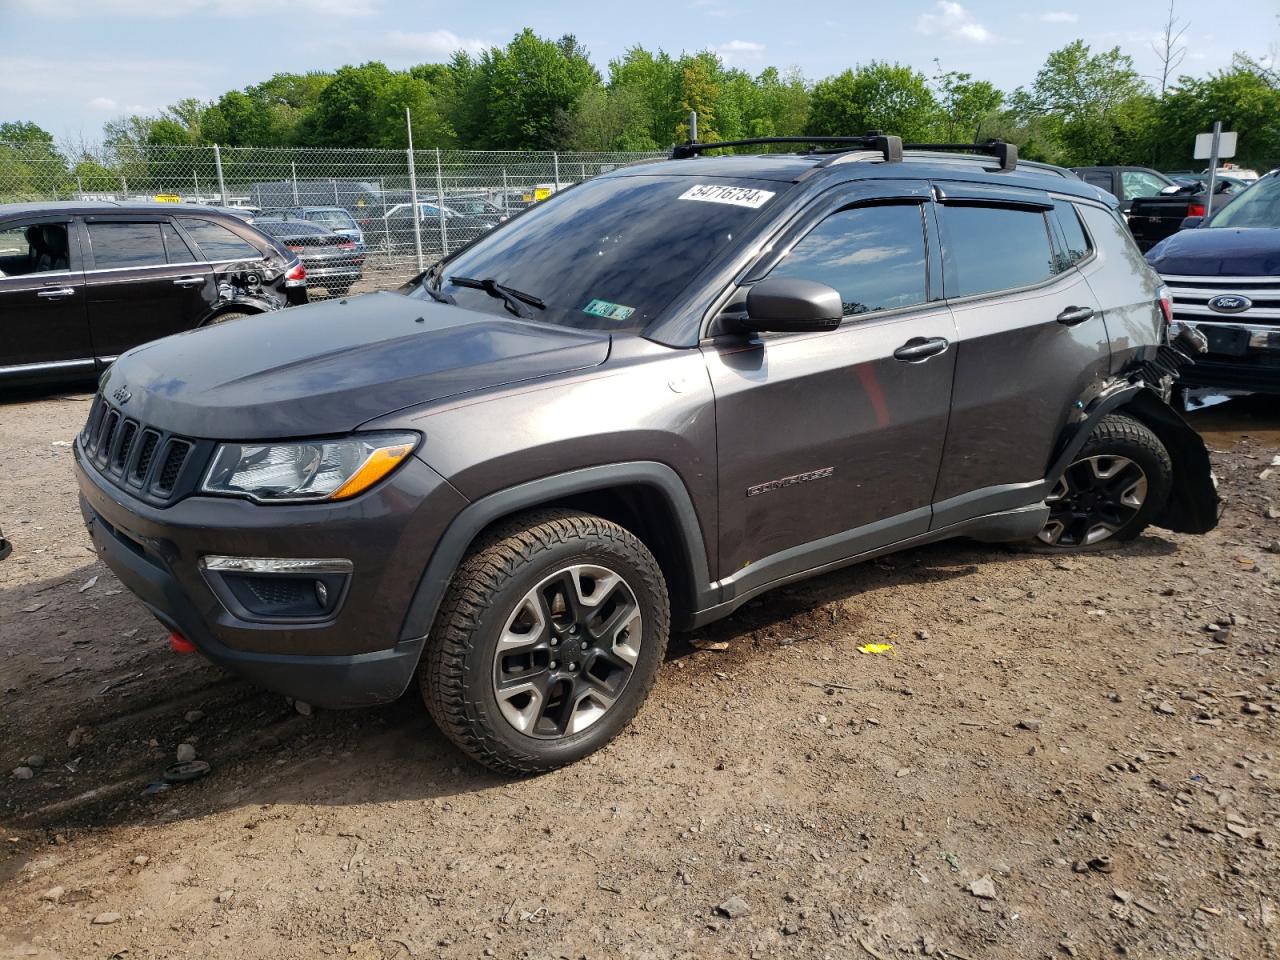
[420,509,669,775]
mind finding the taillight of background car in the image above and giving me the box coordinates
[1186,201,1206,219]
[284,262,307,287]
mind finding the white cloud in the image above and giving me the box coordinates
[716,39,766,62]
[383,29,490,58]
[1039,11,1078,23]
[88,97,118,111]
[915,1,997,43]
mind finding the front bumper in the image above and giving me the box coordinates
[1175,322,1280,394]
[75,443,467,707]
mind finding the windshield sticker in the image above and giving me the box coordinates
[678,184,776,208]
[583,299,636,322]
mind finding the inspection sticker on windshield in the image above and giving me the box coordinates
[583,299,636,321]
[678,184,776,208]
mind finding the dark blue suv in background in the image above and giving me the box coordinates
[1147,171,1280,394]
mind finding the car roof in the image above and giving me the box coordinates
[255,219,335,235]
[605,151,1107,203]
[0,200,248,218]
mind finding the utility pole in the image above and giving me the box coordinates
[405,107,424,272]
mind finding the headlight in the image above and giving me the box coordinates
[201,432,418,503]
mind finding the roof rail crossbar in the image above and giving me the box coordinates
[671,134,904,164]
[902,139,1018,172]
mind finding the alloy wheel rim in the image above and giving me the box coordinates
[492,564,642,739]
[1038,455,1148,546]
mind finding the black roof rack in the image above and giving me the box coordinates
[671,134,904,163]
[903,139,1018,172]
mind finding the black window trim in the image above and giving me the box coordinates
[933,200,1066,305]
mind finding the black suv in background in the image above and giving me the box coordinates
[1071,166,1177,215]
[0,202,307,387]
[77,136,1218,774]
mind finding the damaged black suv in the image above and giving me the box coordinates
[75,136,1219,774]
[0,202,306,387]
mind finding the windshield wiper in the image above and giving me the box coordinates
[449,275,545,319]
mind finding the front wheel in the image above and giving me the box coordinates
[1033,413,1173,550]
[420,509,670,774]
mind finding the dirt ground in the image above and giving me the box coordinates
[1,388,1277,960]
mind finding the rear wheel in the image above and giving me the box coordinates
[1033,413,1173,550]
[420,509,669,774]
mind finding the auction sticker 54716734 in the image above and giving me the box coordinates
[678,184,776,208]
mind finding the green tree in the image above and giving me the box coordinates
[933,66,1003,142]
[1011,41,1152,165]
[0,121,68,200]
[608,47,684,146]
[1149,68,1280,170]
[806,62,939,140]
[480,30,602,148]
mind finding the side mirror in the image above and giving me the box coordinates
[735,277,844,334]
[1180,216,1204,230]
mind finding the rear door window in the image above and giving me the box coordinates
[87,222,166,269]
[1082,171,1114,195]
[940,205,1056,298]
[0,222,73,276]
[767,203,929,317]
[178,218,262,260]
[161,223,196,264]
[1050,200,1093,272]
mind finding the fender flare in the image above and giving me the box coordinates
[1046,381,1219,535]
[398,461,715,643]
[198,296,278,326]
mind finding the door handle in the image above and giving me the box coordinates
[173,277,206,287]
[893,336,950,362]
[1056,305,1095,326]
[37,287,76,299]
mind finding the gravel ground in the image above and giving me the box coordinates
[0,388,1277,960]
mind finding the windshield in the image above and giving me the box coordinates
[409,174,781,333]
[1209,175,1280,228]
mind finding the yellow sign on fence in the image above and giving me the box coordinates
[152,194,181,204]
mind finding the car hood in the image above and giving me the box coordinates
[1146,227,1280,276]
[102,292,611,439]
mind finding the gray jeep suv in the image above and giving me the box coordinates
[74,135,1218,773]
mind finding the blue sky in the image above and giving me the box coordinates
[1,0,1276,140]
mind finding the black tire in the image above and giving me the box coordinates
[420,509,669,774]
[205,310,252,326]
[1029,412,1173,551]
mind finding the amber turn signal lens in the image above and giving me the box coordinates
[330,442,415,500]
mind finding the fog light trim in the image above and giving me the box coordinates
[201,555,353,574]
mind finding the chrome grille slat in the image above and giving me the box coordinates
[1164,274,1280,329]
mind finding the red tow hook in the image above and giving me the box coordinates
[168,632,196,654]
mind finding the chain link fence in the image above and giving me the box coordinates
[0,142,665,291]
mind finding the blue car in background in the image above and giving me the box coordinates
[1146,171,1280,394]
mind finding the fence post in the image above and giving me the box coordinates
[501,168,509,216]
[435,147,448,257]
[405,108,425,272]
[193,170,200,201]
[553,151,560,194]
[380,176,392,266]
[291,162,299,204]
[121,174,128,195]
[213,144,227,205]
